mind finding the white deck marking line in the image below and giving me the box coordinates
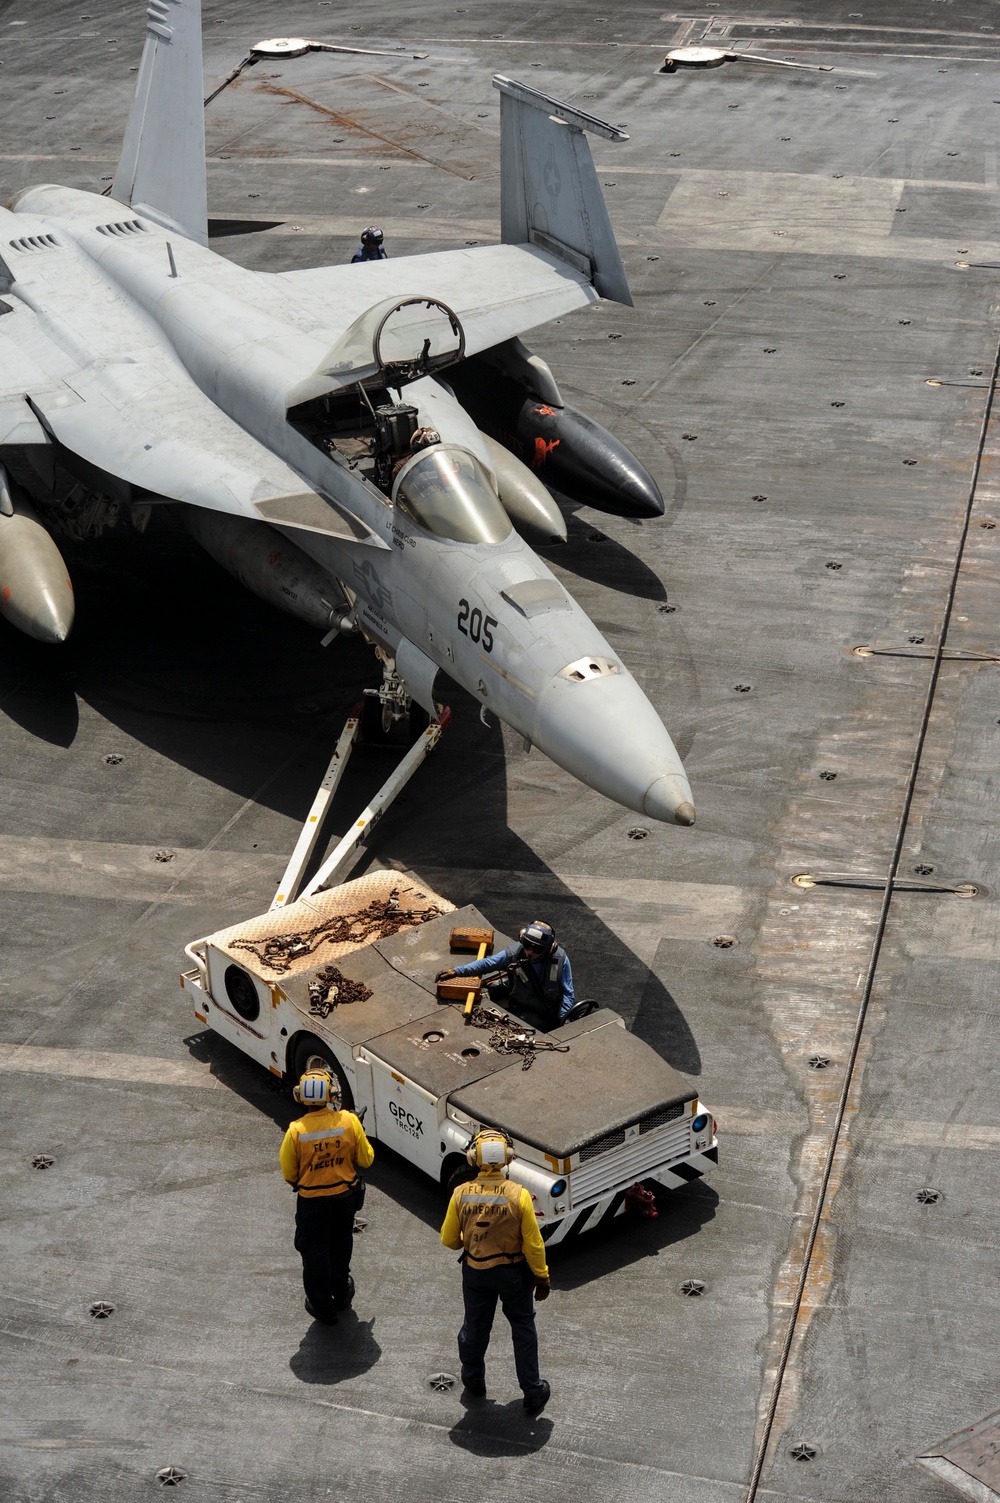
[2,1047,998,1150]
[0,1323,746,1496]
[0,833,281,903]
[0,1045,221,1090]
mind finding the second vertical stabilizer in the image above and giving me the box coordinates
[493,75,632,307]
[112,0,207,246]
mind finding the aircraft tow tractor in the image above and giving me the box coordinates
[181,740,718,1244]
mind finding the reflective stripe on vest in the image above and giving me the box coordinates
[295,1112,360,1197]
[456,1176,525,1269]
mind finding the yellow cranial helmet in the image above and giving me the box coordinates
[466,1128,514,1169]
[293,1069,340,1108]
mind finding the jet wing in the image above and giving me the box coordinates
[272,244,598,357]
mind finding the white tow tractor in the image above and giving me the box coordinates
[181,870,718,1246]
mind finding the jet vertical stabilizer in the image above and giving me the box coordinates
[111,0,208,246]
[493,74,633,307]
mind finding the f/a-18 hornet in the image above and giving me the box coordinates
[0,0,695,826]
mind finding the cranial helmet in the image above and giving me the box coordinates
[411,426,441,450]
[293,1069,341,1108]
[466,1128,515,1169]
[519,920,555,954]
[361,226,384,247]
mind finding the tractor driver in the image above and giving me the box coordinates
[436,920,574,1033]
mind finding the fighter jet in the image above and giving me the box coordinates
[0,0,695,827]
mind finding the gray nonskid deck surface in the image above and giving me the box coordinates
[2,1,999,1500]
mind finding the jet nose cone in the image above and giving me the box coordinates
[533,666,694,823]
[645,780,696,826]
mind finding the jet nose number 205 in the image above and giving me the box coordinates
[457,599,498,653]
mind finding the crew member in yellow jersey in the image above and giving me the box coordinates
[440,1129,552,1413]
[280,1069,374,1325]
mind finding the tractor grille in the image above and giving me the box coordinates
[578,1100,686,1161]
[639,1101,685,1134]
[570,1115,694,1204]
[579,1128,627,1162]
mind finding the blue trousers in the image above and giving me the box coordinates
[458,1260,543,1395]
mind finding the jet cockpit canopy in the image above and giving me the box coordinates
[323,295,466,388]
[393,446,512,545]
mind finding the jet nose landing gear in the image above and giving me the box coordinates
[360,663,430,747]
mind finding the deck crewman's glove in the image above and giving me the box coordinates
[436,969,457,982]
[534,1278,551,1302]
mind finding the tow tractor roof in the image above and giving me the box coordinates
[449,1018,696,1159]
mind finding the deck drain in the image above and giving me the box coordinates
[353,1216,369,1234]
[104,753,124,766]
[657,603,677,613]
[156,1468,186,1487]
[588,531,609,543]
[31,1153,54,1169]
[679,1279,706,1297]
[628,827,650,840]
[981,520,996,529]
[913,863,934,875]
[818,770,837,781]
[808,1055,831,1070]
[830,400,845,407]
[712,935,737,949]
[825,561,842,570]
[733,683,751,693]
[428,1372,457,1392]
[908,635,924,643]
[89,1301,115,1319]
[789,1442,818,1462]
[916,1187,942,1204]
[681,433,697,440]
[153,849,175,863]
[752,494,768,502]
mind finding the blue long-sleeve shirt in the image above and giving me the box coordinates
[451,945,575,1019]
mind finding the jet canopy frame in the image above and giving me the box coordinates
[323,295,466,391]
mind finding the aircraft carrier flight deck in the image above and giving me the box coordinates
[3,1,1000,1500]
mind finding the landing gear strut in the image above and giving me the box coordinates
[360,661,429,746]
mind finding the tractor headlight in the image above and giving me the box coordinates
[550,1178,567,1198]
[692,1113,710,1134]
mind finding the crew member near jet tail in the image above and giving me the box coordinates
[440,1128,552,1413]
[279,1069,374,1325]
[436,920,573,1032]
[350,225,388,262]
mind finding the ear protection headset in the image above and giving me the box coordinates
[466,1128,515,1169]
[293,1069,341,1109]
[519,920,555,953]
